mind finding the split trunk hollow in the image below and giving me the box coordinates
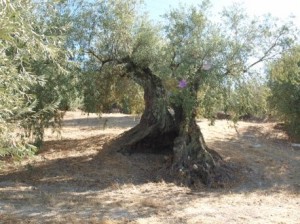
[118,64,178,154]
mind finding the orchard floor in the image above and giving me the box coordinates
[0,111,299,224]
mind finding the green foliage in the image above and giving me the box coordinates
[66,0,296,126]
[131,19,162,68]
[0,0,40,156]
[162,3,295,122]
[227,77,270,120]
[65,0,151,114]
[268,46,300,139]
[197,74,270,121]
[0,0,74,157]
[80,68,144,114]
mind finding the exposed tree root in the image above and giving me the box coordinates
[116,123,235,188]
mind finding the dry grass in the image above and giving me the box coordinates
[139,198,164,209]
[0,111,299,224]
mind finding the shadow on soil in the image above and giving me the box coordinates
[0,119,299,222]
[0,134,170,222]
[209,124,300,194]
[1,126,299,192]
[0,136,162,190]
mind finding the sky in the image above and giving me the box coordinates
[143,0,300,27]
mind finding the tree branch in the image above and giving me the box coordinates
[244,30,286,72]
[87,49,115,65]
[244,42,278,71]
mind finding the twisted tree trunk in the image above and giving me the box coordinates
[118,62,232,186]
[118,62,178,154]
[171,105,225,187]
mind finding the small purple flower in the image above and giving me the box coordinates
[178,80,187,88]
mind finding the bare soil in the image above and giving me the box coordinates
[0,111,299,224]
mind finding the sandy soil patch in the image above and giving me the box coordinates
[0,111,299,223]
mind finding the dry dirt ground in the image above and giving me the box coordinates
[0,111,299,224]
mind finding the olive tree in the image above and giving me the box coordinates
[71,0,296,186]
[0,0,73,157]
[268,45,300,140]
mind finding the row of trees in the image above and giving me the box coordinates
[1,0,299,185]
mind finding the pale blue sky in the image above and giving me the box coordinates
[143,0,300,26]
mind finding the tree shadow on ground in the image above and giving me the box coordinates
[208,124,300,194]
[0,134,171,222]
[1,125,299,193]
[1,123,299,222]
[0,136,162,191]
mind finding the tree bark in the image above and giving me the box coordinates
[171,105,226,187]
[118,62,178,154]
[117,62,233,187]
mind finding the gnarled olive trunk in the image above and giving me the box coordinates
[119,63,178,154]
[171,105,224,186]
[118,63,232,186]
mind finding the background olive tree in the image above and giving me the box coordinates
[268,45,300,140]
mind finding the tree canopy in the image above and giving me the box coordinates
[69,0,296,119]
